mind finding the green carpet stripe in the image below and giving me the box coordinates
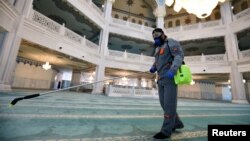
[1,113,250,119]
[2,103,250,111]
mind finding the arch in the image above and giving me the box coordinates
[185,18,191,24]
[114,14,119,19]
[138,20,142,25]
[123,16,128,21]
[176,19,180,26]
[168,21,173,27]
[214,11,221,20]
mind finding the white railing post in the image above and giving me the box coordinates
[60,23,65,36]
[126,21,129,27]
[123,50,127,59]
[140,53,143,62]
[201,53,206,62]
[198,22,202,29]
[81,35,86,46]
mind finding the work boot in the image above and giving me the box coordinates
[153,132,171,139]
[172,122,184,132]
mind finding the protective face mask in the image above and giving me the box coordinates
[154,37,162,46]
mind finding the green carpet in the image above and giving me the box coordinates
[0,90,249,141]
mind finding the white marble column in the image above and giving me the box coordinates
[22,0,34,18]
[0,26,22,91]
[71,70,81,91]
[229,61,248,104]
[153,6,166,29]
[220,1,248,104]
[92,0,114,94]
[0,0,33,91]
[99,0,115,55]
[153,0,166,29]
[92,62,105,94]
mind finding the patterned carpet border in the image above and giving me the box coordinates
[25,131,207,141]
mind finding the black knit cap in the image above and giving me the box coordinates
[152,28,164,34]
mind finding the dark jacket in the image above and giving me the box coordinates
[152,38,184,78]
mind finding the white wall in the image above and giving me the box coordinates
[12,62,57,89]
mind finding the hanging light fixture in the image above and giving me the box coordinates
[165,0,225,19]
[42,61,51,70]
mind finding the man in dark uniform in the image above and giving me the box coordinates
[149,28,184,139]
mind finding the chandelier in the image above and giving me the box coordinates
[165,0,225,18]
[42,62,51,70]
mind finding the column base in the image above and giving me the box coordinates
[0,83,12,92]
[232,99,249,104]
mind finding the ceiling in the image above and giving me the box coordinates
[19,40,95,72]
[108,33,154,56]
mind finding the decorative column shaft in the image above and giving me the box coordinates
[154,0,166,29]
[153,6,166,29]
[99,0,114,55]
[220,1,248,104]
[92,0,115,94]
[0,22,22,91]
[0,0,34,91]
[92,62,105,94]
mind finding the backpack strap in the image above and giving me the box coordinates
[166,40,185,65]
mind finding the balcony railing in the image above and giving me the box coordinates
[165,20,222,33]
[239,49,250,59]
[105,85,157,97]
[108,50,154,63]
[108,49,228,64]
[29,9,99,52]
[85,0,104,16]
[111,18,154,32]
[234,7,250,20]
[76,0,104,16]
[185,54,227,63]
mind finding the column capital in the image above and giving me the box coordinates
[220,0,233,24]
[153,6,166,17]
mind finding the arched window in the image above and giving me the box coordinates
[205,16,211,21]
[144,22,148,26]
[241,1,248,10]
[132,18,136,23]
[176,20,180,26]
[196,17,201,23]
[214,12,221,20]
[185,18,191,24]
[114,14,119,19]
[168,21,173,27]
[123,16,128,21]
[138,20,142,25]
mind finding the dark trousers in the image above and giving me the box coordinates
[157,78,183,136]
